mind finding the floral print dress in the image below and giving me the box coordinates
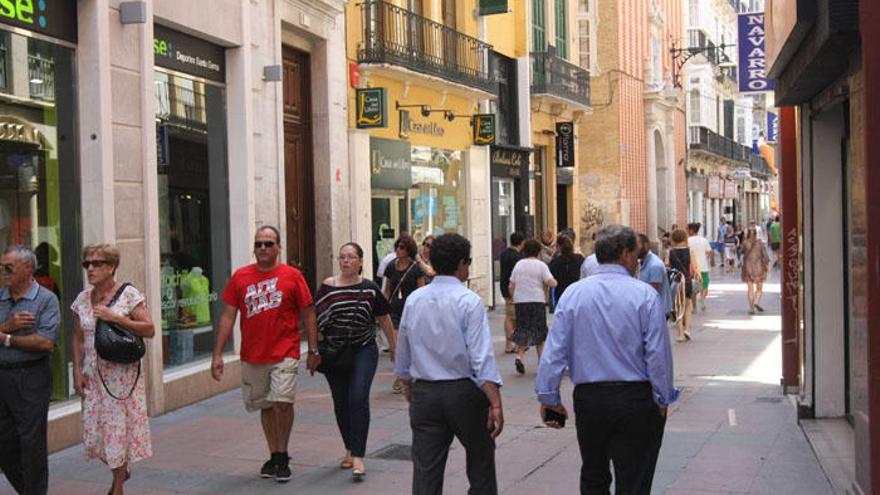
[71,285,152,468]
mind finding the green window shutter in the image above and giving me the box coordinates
[479,0,508,15]
[555,0,568,58]
[532,0,545,51]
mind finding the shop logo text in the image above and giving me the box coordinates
[0,0,48,28]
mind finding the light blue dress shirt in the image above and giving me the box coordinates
[639,251,673,314]
[394,276,502,387]
[579,253,599,279]
[535,264,679,407]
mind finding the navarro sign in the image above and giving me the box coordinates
[738,13,774,93]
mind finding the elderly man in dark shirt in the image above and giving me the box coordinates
[0,245,61,495]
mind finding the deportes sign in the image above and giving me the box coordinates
[737,13,774,93]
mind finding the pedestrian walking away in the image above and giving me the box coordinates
[71,243,157,495]
[769,215,782,268]
[637,234,672,319]
[0,245,60,495]
[382,235,426,393]
[499,232,525,354]
[535,225,679,495]
[312,242,396,482]
[395,233,504,495]
[741,227,770,314]
[509,239,558,375]
[211,225,316,483]
[548,235,585,305]
[666,229,700,342]
[687,223,714,312]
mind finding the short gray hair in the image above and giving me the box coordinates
[594,225,638,263]
[4,245,37,272]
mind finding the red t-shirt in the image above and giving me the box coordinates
[221,263,313,364]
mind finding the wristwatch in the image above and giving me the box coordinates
[3,334,11,348]
[307,349,319,356]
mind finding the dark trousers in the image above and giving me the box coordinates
[324,342,379,457]
[0,360,51,495]
[410,378,496,495]
[573,382,666,495]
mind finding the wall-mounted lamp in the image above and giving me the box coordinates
[669,39,736,88]
[396,102,431,117]
[120,1,147,24]
[263,65,283,82]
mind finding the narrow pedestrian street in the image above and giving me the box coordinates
[2,267,833,495]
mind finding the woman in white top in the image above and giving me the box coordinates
[509,239,557,375]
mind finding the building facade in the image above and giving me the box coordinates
[574,0,685,249]
[767,0,878,492]
[0,0,350,453]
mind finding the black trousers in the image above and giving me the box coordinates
[573,382,666,495]
[0,360,51,495]
[410,379,497,495]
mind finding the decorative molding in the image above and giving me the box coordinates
[282,0,344,31]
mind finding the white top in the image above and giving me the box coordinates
[688,236,712,272]
[580,253,599,279]
[510,258,554,304]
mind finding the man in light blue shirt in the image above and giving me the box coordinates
[638,233,673,317]
[395,233,503,495]
[535,225,679,495]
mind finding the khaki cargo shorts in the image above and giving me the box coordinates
[241,358,299,412]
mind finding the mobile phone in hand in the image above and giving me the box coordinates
[543,408,566,427]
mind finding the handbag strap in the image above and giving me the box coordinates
[391,260,417,299]
[97,360,141,401]
[106,282,132,309]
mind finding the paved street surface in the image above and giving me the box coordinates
[2,268,833,494]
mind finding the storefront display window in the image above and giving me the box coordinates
[155,70,230,369]
[0,29,81,400]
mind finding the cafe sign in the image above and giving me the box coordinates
[0,0,77,43]
[472,114,495,146]
[356,88,387,128]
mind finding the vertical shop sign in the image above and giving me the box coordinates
[473,114,496,145]
[738,13,774,93]
[356,88,387,128]
[766,111,779,143]
[156,124,169,168]
[556,122,574,167]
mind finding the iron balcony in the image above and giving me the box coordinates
[530,51,591,108]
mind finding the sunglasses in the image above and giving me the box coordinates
[81,260,110,269]
[254,241,276,249]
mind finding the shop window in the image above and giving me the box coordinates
[490,52,518,146]
[0,29,81,401]
[154,70,230,370]
[555,0,568,59]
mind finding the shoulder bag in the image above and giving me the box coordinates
[94,283,144,400]
[316,280,365,374]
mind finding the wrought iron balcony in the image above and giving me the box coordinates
[28,54,55,102]
[750,153,773,176]
[689,126,750,164]
[530,51,590,107]
[357,0,493,92]
[155,79,207,131]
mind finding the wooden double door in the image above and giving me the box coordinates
[282,46,316,290]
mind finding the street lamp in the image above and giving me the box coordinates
[670,40,736,88]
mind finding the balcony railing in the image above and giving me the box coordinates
[357,0,493,92]
[750,153,773,176]
[0,42,7,91]
[155,80,207,131]
[530,51,590,107]
[689,126,750,163]
[28,54,55,102]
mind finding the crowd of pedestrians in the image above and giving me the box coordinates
[0,213,780,494]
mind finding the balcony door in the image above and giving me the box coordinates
[442,0,457,70]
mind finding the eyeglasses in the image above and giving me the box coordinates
[254,241,276,249]
[1,263,16,274]
[81,260,110,269]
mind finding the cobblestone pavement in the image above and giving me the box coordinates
[1,266,834,494]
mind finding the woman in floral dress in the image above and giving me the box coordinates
[71,243,156,495]
[741,227,770,314]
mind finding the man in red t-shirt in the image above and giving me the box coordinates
[211,225,315,482]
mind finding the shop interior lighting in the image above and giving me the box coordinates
[29,78,43,85]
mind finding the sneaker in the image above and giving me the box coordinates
[260,458,277,478]
[275,456,292,482]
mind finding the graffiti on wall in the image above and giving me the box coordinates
[784,227,799,313]
[579,201,606,252]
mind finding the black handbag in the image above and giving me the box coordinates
[316,340,354,374]
[95,283,145,364]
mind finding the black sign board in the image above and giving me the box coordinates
[356,88,387,128]
[479,0,508,15]
[473,114,495,146]
[0,0,77,43]
[370,138,413,190]
[154,25,225,82]
[156,124,169,168]
[556,122,574,167]
[490,145,529,178]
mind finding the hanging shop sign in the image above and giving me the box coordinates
[478,0,508,15]
[556,122,575,167]
[370,137,413,190]
[724,179,738,199]
[737,12,774,93]
[766,111,779,143]
[472,114,495,146]
[490,145,529,178]
[156,124,169,168]
[0,0,77,43]
[707,176,722,198]
[356,88,387,128]
[154,25,225,83]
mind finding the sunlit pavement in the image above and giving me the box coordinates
[1,266,833,494]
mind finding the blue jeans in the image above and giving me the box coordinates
[324,341,379,457]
